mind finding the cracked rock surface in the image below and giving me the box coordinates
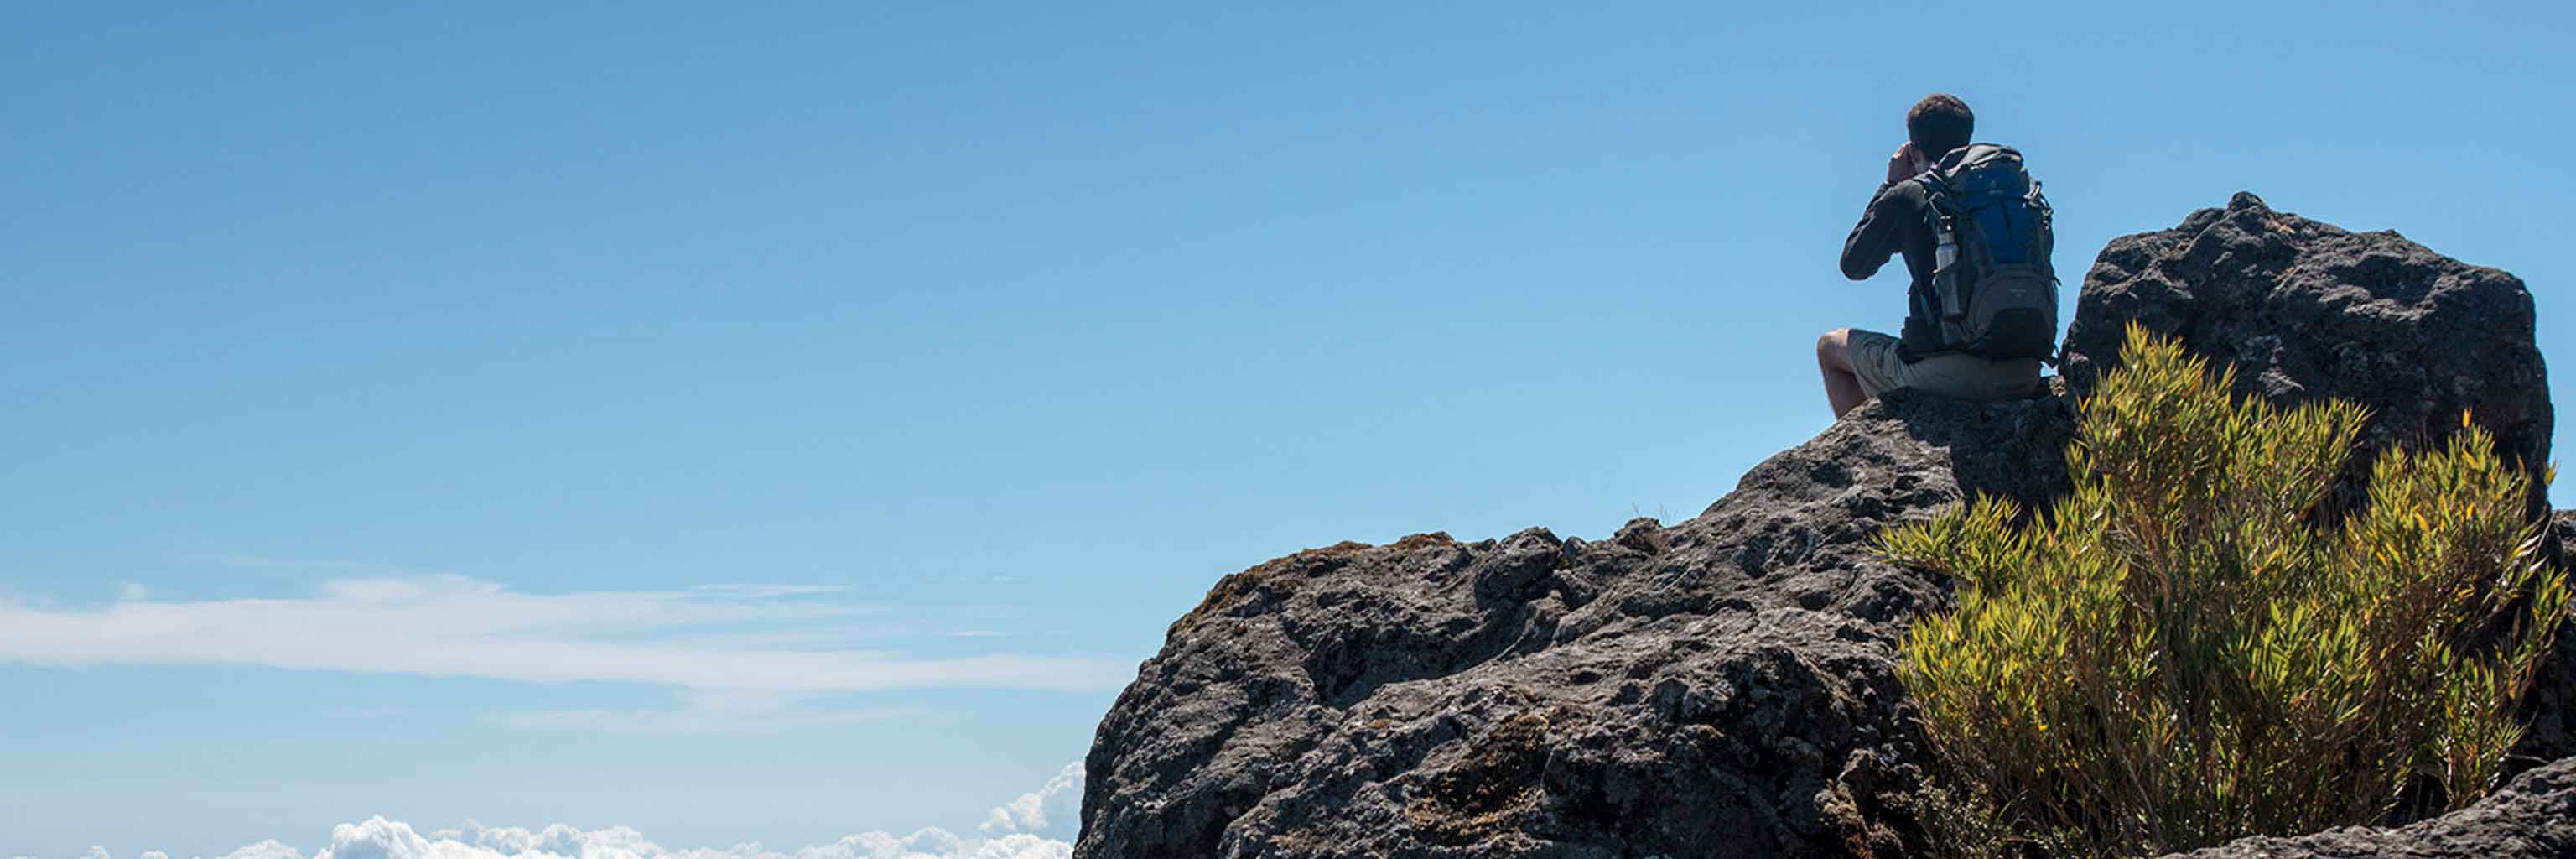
[1078,390,2075,858]
[2157,755,2576,859]
[2061,191,2552,520]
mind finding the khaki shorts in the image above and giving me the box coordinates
[1846,329,2042,403]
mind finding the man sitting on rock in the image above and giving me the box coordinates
[1815,93,2058,418]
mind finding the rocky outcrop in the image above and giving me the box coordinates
[2522,513,2576,784]
[2156,754,2576,859]
[2061,191,2570,773]
[2060,191,2553,516]
[2059,192,2570,773]
[1077,390,2075,857]
[1078,195,2560,858]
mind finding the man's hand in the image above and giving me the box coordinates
[1884,142,1932,185]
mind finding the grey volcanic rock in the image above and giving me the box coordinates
[1079,195,2563,857]
[2525,512,2576,781]
[2061,192,2568,772]
[2059,191,2552,515]
[2155,754,2576,859]
[1077,390,2076,858]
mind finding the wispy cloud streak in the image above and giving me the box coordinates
[0,575,1125,695]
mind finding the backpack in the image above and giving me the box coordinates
[1916,144,2058,362]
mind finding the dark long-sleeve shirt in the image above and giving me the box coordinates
[1840,178,1943,357]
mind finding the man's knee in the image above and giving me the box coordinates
[1816,328,1853,369]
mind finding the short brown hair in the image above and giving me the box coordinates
[1906,94,1975,160]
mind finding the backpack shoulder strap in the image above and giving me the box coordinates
[1913,171,1956,218]
[2025,180,2059,282]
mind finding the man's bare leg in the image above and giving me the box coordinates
[1815,328,1867,419]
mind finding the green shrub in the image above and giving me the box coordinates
[1881,325,2571,857]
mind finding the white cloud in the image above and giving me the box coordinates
[218,842,302,859]
[0,575,1126,697]
[67,765,1084,859]
[977,763,1082,842]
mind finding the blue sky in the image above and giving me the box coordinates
[6,2,2572,856]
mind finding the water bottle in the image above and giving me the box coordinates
[1935,218,1964,320]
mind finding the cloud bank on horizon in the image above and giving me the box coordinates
[0,572,1130,702]
[26,764,1084,859]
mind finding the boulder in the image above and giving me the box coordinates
[2060,191,2552,518]
[2155,753,2576,859]
[2521,512,2576,778]
[1076,390,2075,857]
[1078,195,2563,857]
[2063,191,2568,772]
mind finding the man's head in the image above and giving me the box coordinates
[1906,94,1974,161]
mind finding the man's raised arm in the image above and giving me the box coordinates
[1841,181,1908,281]
[1841,143,1932,281]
